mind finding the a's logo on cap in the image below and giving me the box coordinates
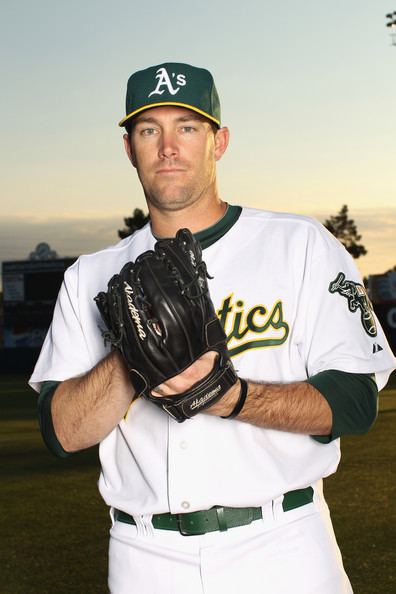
[148,67,187,98]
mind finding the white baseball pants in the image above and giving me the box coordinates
[108,493,353,594]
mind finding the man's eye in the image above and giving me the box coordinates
[141,128,156,136]
[181,126,195,133]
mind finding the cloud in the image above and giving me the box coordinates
[0,206,395,282]
[306,206,396,276]
[0,215,125,264]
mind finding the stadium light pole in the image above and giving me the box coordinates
[386,11,396,45]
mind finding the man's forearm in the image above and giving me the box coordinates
[208,380,333,435]
[52,351,135,452]
[153,351,332,435]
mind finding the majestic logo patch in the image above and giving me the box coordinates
[372,343,383,354]
[148,67,187,98]
[217,295,289,357]
[328,272,377,337]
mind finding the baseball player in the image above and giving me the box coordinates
[30,62,396,594]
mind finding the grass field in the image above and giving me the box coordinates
[1,373,395,594]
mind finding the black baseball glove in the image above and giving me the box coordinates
[94,228,238,422]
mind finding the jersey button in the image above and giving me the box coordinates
[181,501,190,510]
[180,440,188,450]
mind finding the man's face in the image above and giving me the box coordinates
[124,106,228,212]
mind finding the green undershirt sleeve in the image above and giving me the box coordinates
[38,380,72,458]
[38,371,378,452]
[307,370,378,444]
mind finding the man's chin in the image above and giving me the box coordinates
[147,190,196,212]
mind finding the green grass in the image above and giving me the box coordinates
[0,376,108,594]
[1,373,395,593]
[325,387,396,591]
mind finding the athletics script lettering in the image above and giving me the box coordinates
[217,294,289,357]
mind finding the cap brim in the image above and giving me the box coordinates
[118,102,220,127]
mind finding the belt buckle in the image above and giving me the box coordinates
[176,513,206,536]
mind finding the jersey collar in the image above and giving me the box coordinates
[151,205,242,249]
[194,204,242,249]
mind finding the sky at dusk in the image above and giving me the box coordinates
[1,0,395,281]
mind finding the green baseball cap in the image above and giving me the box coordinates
[118,62,221,128]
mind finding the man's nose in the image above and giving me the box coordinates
[158,130,178,159]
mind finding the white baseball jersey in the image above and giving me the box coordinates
[30,207,396,517]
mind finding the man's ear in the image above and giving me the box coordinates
[214,126,230,162]
[123,133,137,168]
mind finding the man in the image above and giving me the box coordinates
[30,62,396,593]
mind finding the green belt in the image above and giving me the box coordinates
[114,486,314,536]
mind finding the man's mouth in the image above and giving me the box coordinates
[155,167,186,174]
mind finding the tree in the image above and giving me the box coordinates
[385,265,396,274]
[324,204,367,259]
[118,208,150,239]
